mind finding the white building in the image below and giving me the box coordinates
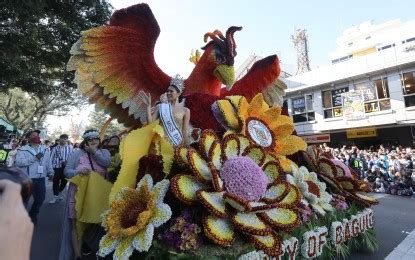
[284,19,415,147]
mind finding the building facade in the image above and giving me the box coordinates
[284,19,415,148]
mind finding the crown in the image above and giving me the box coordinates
[169,74,185,93]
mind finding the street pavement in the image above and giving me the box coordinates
[29,184,415,260]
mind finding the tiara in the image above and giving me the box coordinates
[169,74,185,93]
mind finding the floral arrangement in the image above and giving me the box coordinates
[90,93,379,260]
[69,4,379,258]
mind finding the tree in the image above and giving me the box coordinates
[0,88,88,132]
[86,109,124,138]
[1,0,112,97]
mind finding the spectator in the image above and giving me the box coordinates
[49,134,73,204]
[59,129,111,260]
[14,130,53,224]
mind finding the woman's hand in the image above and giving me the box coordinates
[85,144,98,155]
[139,91,152,109]
[78,168,91,176]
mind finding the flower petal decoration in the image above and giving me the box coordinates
[213,93,306,165]
[99,174,171,258]
[113,236,135,259]
[200,129,220,158]
[171,174,206,204]
[197,191,227,218]
[262,182,289,203]
[132,223,154,252]
[174,145,189,166]
[259,208,299,231]
[289,166,333,216]
[171,129,301,253]
[262,161,283,185]
[278,184,301,208]
[231,212,273,235]
[98,234,120,257]
[209,141,223,170]
[187,150,212,182]
[247,233,283,257]
[203,214,236,246]
[242,145,266,166]
[222,134,241,161]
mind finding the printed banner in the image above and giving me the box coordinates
[342,91,365,120]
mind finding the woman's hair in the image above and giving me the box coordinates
[80,129,101,150]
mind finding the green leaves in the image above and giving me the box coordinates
[1,0,112,98]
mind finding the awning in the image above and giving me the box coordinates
[0,117,14,132]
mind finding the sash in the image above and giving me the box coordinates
[159,103,183,146]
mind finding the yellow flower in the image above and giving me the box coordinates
[214,93,307,159]
[171,130,302,256]
[98,175,171,259]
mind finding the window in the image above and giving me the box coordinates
[331,55,353,64]
[402,71,415,107]
[402,37,415,44]
[291,95,315,123]
[354,78,391,113]
[377,44,396,51]
[322,87,349,118]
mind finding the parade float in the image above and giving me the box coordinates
[67,3,379,259]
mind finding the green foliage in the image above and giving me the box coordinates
[86,108,124,137]
[0,88,87,132]
[1,0,112,97]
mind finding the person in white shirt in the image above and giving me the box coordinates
[49,134,73,203]
[15,130,53,224]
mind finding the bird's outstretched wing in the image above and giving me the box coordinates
[68,4,171,127]
[221,55,283,105]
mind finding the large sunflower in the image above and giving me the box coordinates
[171,130,301,256]
[212,93,306,171]
[98,175,172,259]
[287,165,333,216]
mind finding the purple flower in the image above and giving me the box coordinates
[220,156,268,201]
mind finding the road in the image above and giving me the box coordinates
[29,185,415,260]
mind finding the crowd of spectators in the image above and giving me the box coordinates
[0,132,79,167]
[320,143,415,196]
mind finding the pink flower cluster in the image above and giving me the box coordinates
[220,156,268,201]
[331,159,352,177]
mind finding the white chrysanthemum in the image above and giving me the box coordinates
[98,174,172,259]
[287,165,333,215]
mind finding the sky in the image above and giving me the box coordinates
[109,0,415,75]
[46,0,415,134]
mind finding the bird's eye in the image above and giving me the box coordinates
[215,49,226,64]
[216,54,226,64]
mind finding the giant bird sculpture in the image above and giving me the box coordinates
[68,3,283,131]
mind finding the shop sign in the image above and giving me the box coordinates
[302,134,331,143]
[346,128,377,139]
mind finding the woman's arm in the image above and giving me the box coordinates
[182,108,190,146]
[64,150,81,178]
[140,91,159,124]
[94,149,112,168]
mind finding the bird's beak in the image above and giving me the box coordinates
[214,64,235,90]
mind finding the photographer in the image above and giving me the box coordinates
[15,130,53,224]
[49,134,73,204]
